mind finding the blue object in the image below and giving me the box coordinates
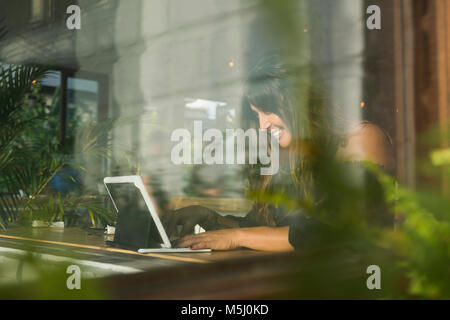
[48,166,81,195]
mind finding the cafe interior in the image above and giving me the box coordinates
[0,0,449,299]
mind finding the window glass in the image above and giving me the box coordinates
[0,0,449,300]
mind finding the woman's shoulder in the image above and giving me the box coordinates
[337,122,394,170]
[352,122,392,142]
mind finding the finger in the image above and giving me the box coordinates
[190,241,211,250]
[175,235,202,248]
[174,239,193,248]
[181,232,209,243]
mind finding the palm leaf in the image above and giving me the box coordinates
[0,16,7,41]
[0,63,52,227]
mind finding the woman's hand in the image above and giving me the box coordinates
[161,205,220,238]
[175,227,294,252]
[174,229,242,251]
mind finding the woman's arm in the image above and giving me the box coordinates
[237,226,294,251]
[175,226,294,252]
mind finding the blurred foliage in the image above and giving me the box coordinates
[430,147,450,167]
[374,164,450,298]
[253,0,450,299]
[0,0,448,300]
[0,59,142,298]
[0,63,120,227]
[0,245,108,299]
[0,64,53,227]
[249,155,449,299]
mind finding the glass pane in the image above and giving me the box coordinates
[0,0,448,301]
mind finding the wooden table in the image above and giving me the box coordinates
[0,225,299,299]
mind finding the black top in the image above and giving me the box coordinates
[226,206,329,251]
[226,161,392,250]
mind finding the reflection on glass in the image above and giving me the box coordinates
[106,182,164,248]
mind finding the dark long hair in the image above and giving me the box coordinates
[242,55,348,225]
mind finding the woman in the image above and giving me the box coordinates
[164,56,393,252]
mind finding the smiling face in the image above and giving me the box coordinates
[250,104,292,148]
